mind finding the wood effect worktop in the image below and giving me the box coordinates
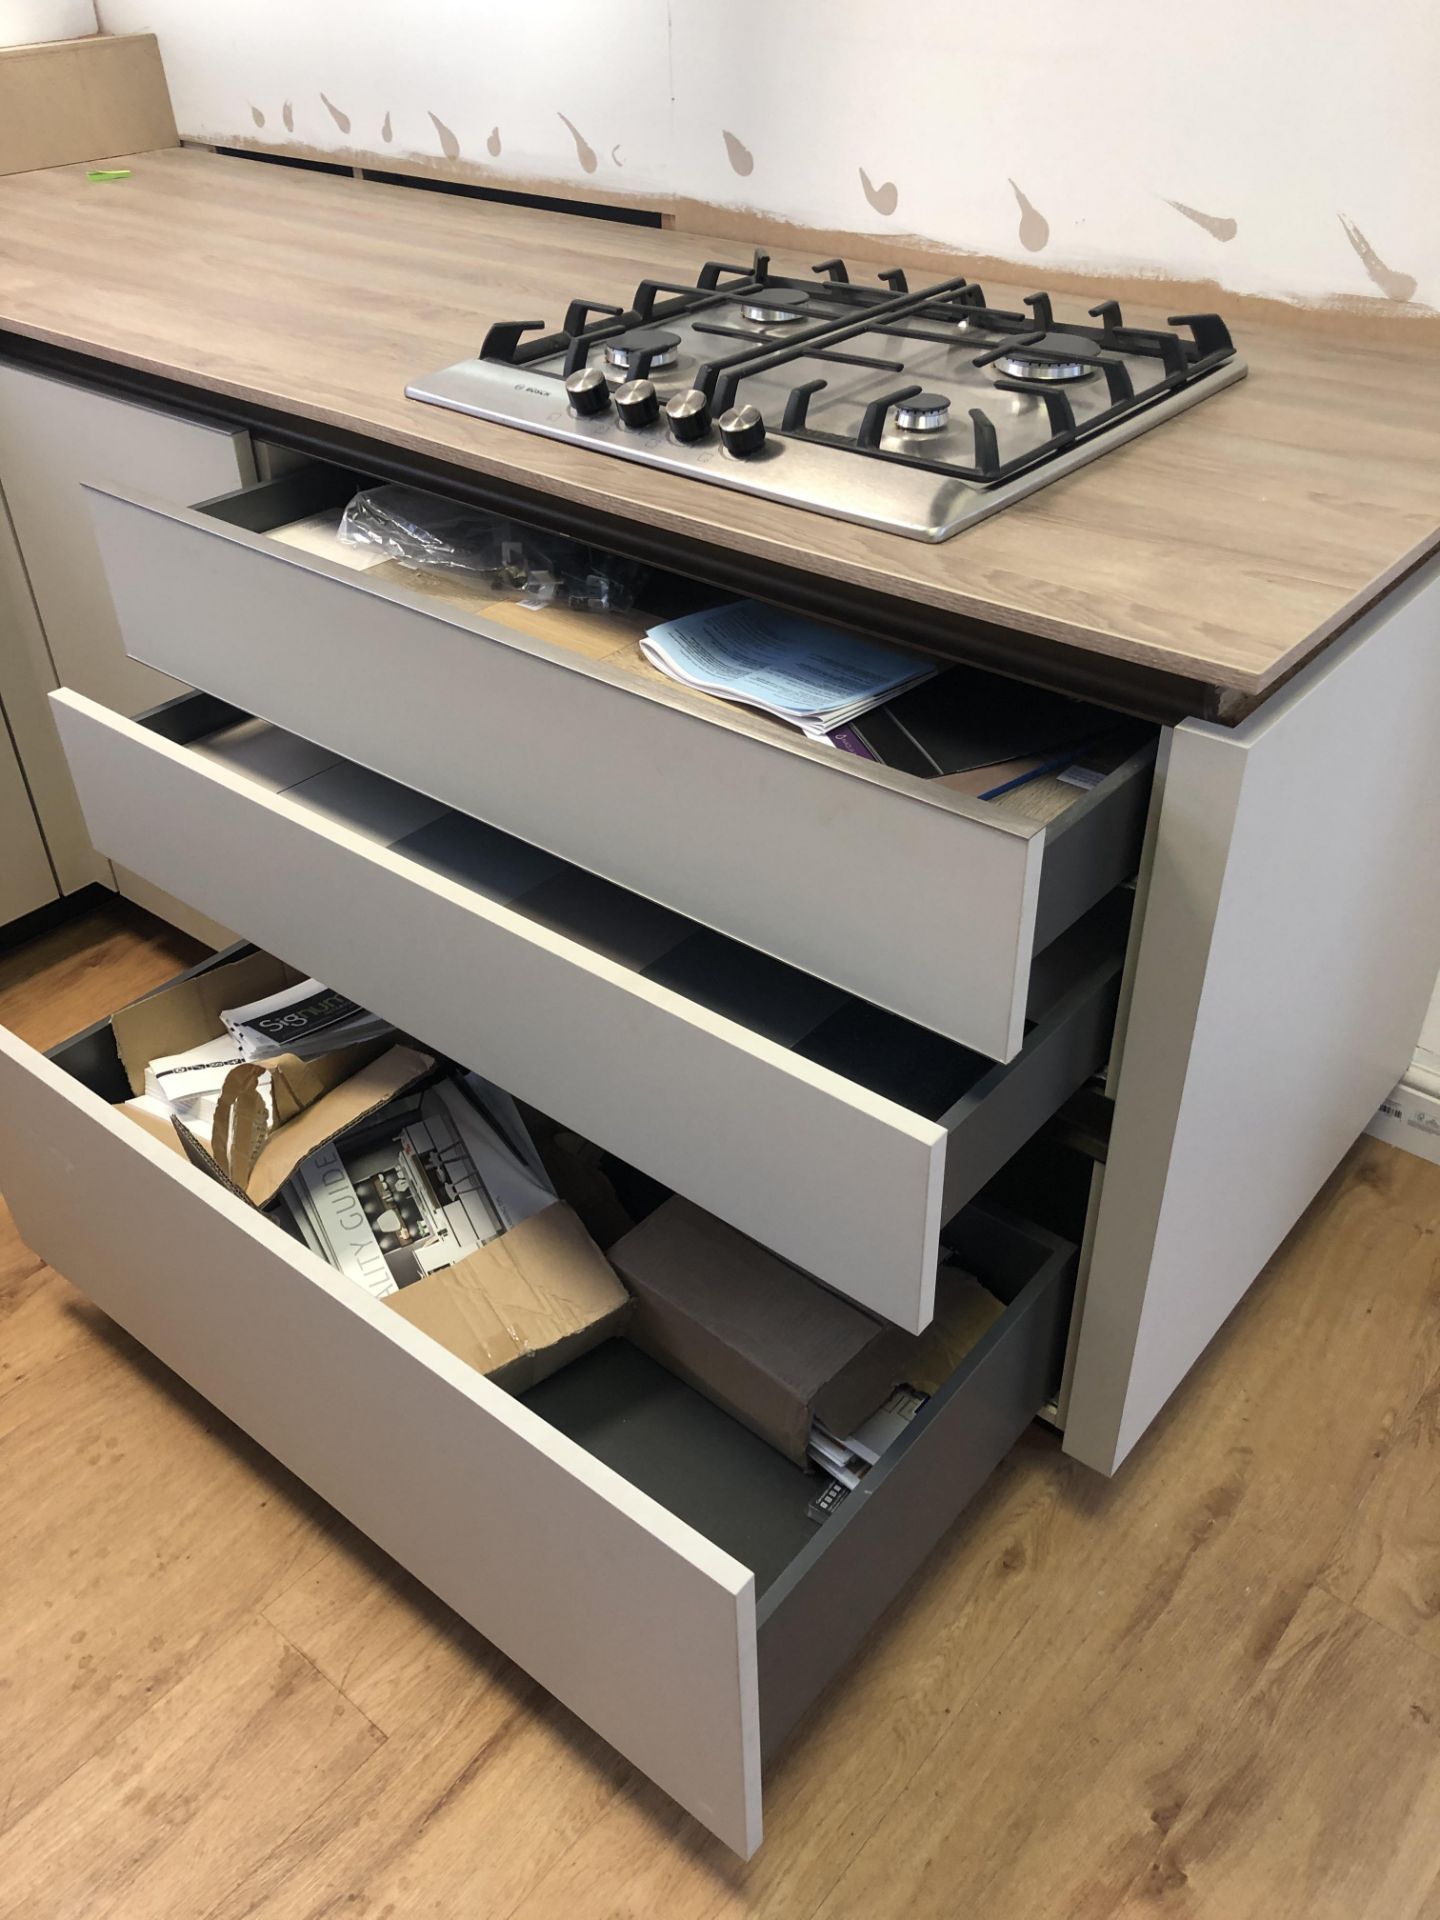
[0,147,1436,707]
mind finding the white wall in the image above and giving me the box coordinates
[100,0,1436,311]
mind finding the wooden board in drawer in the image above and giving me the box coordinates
[0,957,1076,1854]
[50,689,1125,1331]
[83,467,1154,1061]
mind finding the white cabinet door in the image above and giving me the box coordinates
[0,362,253,909]
[0,697,56,926]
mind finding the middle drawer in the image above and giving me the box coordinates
[52,687,1124,1331]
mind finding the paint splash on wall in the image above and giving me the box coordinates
[381,111,393,144]
[1009,180,1049,251]
[249,105,265,129]
[486,126,502,157]
[558,112,598,174]
[1339,215,1418,303]
[320,93,351,135]
[281,100,294,133]
[1165,198,1238,242]
[429,111,461,161]
[859,167,898,216]
[722,130,754,178]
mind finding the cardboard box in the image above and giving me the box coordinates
[609,1196,914,1465]
[0,32,177,176]
[111,955,628,1391]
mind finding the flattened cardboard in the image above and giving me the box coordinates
[117,1065,624,1392]
[118,1097,190,1161]
[111,950,301,1097]
[385,1201,630,1391]
[239,1043,435,1207]
[609,1196,909,1464]
[0,33,178,176]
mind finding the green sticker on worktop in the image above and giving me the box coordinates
[87,169,132,182]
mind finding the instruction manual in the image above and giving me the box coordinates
[641,600,935,736]
[220,977,394,1062]
[282,1072,556,1300]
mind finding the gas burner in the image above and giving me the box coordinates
[414,252,1244,542]
[894,391,950,433]
[740,290,812,325]
[993,333,1101,382]
[605,327,680,372]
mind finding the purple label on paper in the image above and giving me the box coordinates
[826,724,880,761]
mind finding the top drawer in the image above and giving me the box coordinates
[85,462,1155,1062]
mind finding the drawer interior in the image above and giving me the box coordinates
[46,947,1077,1766]
[142,689,1129,1135]
[209,459,1157,844]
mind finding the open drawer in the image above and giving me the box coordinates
[51,687,1125,1331]
[0,953,1077,1855]
[83,462,1155,1061]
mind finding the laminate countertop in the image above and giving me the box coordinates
[0,147,1436,711]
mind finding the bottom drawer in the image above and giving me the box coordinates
[0,951,1077,1857]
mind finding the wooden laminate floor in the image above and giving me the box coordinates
[3,905,1440,1919]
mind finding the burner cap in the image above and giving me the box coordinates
[605,327,681,371]
[894,391,951,433]
[994,332,1100,382]
[740,290,812,324]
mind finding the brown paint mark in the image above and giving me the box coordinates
[281,100,294,133]
[320,93,351,135]
[486,125,502,157]
[1339,215,1418,304]
[1009,179,1049,252]
[381,111,393,144]
[249,105,266,129]
[722,130,754,178]
[558,112,599,175]
[859,167,898,217]
[429,111,461,161]
[1165,198,1238,243]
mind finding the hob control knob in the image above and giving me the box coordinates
[718,403,766,457]
[666,388,712,443]
[614,378,660,429]
[564,366,611,417]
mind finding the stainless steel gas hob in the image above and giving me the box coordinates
[407,248,1246,542]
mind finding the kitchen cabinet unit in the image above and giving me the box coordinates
[0,150,1436,1856]
[0,698,56,926]
[0,361,251,938]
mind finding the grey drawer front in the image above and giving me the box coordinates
[86,469,1153,1062]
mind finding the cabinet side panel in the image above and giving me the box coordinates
[1066,557,1440,1473]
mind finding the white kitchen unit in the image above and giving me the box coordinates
[0,362,250,937]
[0,153,1437,1857]
[0,695,56,925]
[0,434,1431,1848]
